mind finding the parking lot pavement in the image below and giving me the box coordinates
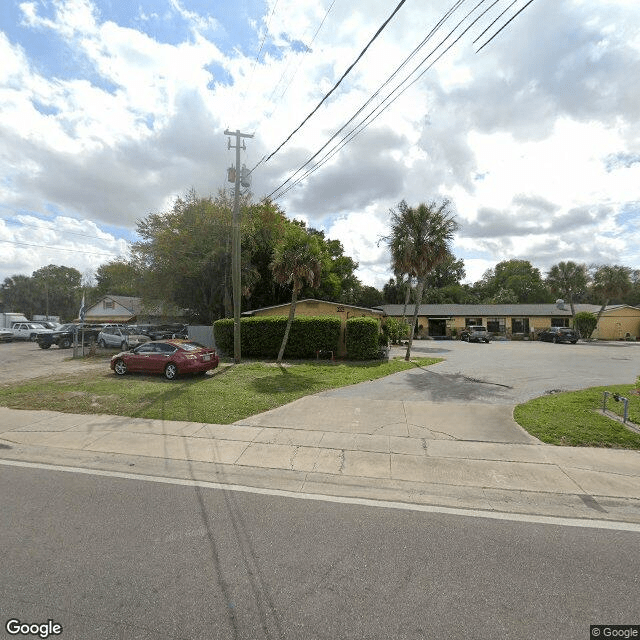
[0,340,108,384]
[388,339,640,403]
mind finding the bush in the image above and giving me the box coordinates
[384,317,408,344]
[345,317,380,360]
[213,316,341,359]
[574,311,598,339]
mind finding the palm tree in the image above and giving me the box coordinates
[591,264,632,330]
[383,200,458,360]
[270,224,324,363]
[545,261,588,317]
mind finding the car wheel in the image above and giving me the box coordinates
[164,363,178,380]
[553,336,558,344]
[30,333,37,341]
[113,359,127,376]
[39,343,51,349]
[98,339,106,348]
[59,338,71,349]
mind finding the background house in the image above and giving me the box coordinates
[82,295,186,324]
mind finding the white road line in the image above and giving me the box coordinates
[1,458,639,532]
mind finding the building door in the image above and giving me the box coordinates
[428,318,447,337]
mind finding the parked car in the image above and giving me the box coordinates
[460,325,490,343]
[0,328,13,343]
[537,327,579,344]
[37,323,104,349]
[110,340,219,380]
[131,324,189,341]
[97,325,150,350]
[11,322,56,341]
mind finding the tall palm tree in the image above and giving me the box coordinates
[591,264,632,330]
[546,261,588,317]
[384,200,458,360]
[270,225,324,363]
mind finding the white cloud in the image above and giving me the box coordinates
[1,0,639,290]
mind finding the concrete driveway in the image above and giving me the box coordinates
[237,339,640,444]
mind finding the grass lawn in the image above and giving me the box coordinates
[514,383,640,449]
[0,356,441,425]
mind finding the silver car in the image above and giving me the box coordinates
[97,325,150,350]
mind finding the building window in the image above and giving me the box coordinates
[511,317,530,334]
[465,317,482,327]
[103,300,115,309]
[551,317,569,327]
[486,317,505,334]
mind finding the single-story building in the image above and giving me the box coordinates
[242,299,385,356]
[378,302,640,341]
[81,295,186,324]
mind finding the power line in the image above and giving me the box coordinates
[262,0,338,124]
[266,0,534,201]
[476,0,535,52]
[266,0,490,200]
[0,217,130,243]
[262,0,408,165]
[0,238,126,258]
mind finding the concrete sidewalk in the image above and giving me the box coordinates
[1,397,639,525]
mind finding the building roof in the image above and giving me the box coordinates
[379,303,636,317]
[243,299,385,316]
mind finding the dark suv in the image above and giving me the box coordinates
[537,327,579,344]
[37,323,104,349]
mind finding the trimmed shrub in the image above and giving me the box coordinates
[383,317,408,344]
[573,311,597,339]
[345,317,380,360]
[213,316,341,359]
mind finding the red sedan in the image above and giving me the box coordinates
[110,340,219,380]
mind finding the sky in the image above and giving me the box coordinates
[1,0,639,292]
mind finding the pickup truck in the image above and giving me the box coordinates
[12,322,56,342]
[460,325,491,343]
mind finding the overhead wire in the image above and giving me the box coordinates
[261,0,409,166]
[0,238,126,258]
[264,0,535,201]
[253,0,465,182]
[266,0,493,201]
[264,0,338,115]
[475,0,535,52]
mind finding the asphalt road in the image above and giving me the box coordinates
[2,464,638,640]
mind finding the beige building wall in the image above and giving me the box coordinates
[594,308,640,340]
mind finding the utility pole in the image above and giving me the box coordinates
[224,128,254,364]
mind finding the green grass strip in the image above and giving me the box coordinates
[514,384,640,449]
[0,357,441,425]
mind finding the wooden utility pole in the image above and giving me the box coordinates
[224,129,253,364]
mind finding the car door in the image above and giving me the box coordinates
[142,343,170,373]
[125,343,156,372]
[153,343,178,373]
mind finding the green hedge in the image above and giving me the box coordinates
[345,317,380,360]
[214,316,341,359]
